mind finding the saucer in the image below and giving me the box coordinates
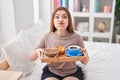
[65,45,83,57]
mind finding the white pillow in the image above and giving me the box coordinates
[24,19,46,48]
[1,19,46,79]
[1,29,35,75]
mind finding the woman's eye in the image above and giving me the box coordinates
[54,15,68,19]
[63,16,67,19]
[55,16,59,19]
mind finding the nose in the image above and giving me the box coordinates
[59,17,63,21]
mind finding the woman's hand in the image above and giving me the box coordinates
[80,48,89,65]
[29,48,44,61]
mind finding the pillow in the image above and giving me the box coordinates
[24,19,46,47]
[1,19,46,79]
[1,29,35,75]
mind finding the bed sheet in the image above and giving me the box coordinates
[84,41,120,80]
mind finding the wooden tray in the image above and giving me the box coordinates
[40,52,87,63]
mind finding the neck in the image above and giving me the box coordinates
[55,30,68,37]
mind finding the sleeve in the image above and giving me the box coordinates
[78,35,84,48]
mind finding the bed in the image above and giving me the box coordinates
[0,20,120,80]
[84,41,120,80]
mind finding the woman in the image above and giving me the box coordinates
[29,7,89,80]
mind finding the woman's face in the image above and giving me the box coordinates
[54,10,68,31]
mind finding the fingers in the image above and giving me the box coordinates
[81,48,87,52]
[81,56,89,65]
[36,48,44,58]
[80,47,89,64]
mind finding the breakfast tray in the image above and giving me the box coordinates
[40,52,87,63]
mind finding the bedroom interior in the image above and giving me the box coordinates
[0,0,120,80]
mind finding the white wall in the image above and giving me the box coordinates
[13,0,35,33]
[13,0,51,33]
[41,0,51,32]
[0,21,1,45]
[0,0,51,45]
[0,0,16,44]
[33,0,40,24]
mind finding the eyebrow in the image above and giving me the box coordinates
[55,14,67,16]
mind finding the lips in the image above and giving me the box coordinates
[59,23,64,25]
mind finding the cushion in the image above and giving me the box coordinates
[1,19,46,79]
[1,29,35,77]
[24,19,45,47]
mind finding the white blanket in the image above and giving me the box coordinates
[84,41,120,80]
